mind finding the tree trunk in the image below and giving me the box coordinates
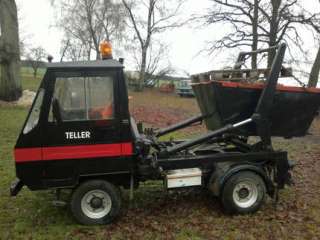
[251,0,258,69]
[0,0,21,101]
[138,47,147,91]
[60,39,70,62]
[33,67,38,78]
[87,48,91,61]
[268,0,281,68]
[308,44,320,88]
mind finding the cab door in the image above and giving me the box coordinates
[42,69,130,186]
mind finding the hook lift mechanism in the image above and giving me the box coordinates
[10,43,305,225]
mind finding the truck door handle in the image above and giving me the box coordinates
[121,119,129,124]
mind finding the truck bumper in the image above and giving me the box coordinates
[10,178,24,196]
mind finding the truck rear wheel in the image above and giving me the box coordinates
[221,171,266,214]
[70,180,121,225]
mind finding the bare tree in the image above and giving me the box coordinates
[298,2,320,87]
[60,39,70,62]
[308,23,320,87]
[309,46,320,87]
[60,38,92,61]
[204,0,319,68]
[57,0,126,60]
[26,47,47,78]
[204,0,262,69]
[259,0,309,66]
[0,0,21,101]
[146,44,168,77]
[122,0,184,90]
[145,43,175,86]
[279,5,320,87]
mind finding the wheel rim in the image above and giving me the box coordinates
[81,190,112,219]
[232,180,258,208]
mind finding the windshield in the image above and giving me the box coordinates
[180,80,191,88]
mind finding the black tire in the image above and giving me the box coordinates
[221,171,266,214]
[70,180,121,225]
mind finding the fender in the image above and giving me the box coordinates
[208,161,274,197]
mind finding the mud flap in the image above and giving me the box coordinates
[273,159,295,204]
[276,159,295,189]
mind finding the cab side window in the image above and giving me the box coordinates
[49,75,114,122]
[53,77,86,121]
[23,88,45,134]
[87,76,114,120]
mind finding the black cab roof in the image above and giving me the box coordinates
[46,59,123,69]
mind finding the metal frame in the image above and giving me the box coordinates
[157,43,287,155]
[149,44,291,197]
[191,44,291,83]
[11,44,292,202]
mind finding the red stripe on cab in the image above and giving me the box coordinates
[14,147,42,162]
[121,142,133,155]
[14,142,133,163]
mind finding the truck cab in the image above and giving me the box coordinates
[14,59,135,190]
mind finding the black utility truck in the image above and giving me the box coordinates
[10,42,320,225]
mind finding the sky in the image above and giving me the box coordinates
[16,0,217,74]
[16,0,320,85]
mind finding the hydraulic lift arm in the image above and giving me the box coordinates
[158,43,287,156]
[253,43,287,149]
[155,114,205,137]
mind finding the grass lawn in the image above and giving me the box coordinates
[20,67,44,91]
[0,70,320,239]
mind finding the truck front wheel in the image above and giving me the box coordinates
[70,180,122,225]
[221,171,266,214]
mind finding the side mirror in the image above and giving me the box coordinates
[52,98,63,124]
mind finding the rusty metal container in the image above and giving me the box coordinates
[192,80,320,138]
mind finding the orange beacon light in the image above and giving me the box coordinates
[100,41,113,60]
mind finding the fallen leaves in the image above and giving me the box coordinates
[1,89,320,239]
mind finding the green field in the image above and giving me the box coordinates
[0,66,44,92]
[0,70,320,239]
[20,67,44,91]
